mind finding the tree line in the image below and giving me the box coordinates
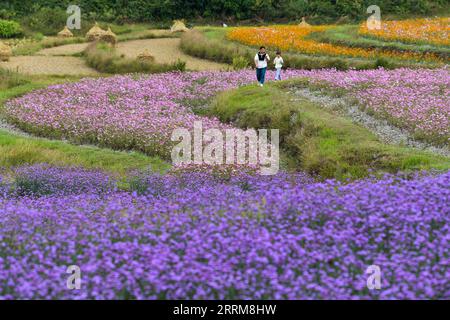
[1,0,447,23]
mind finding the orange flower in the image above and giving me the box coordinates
[227,25,444,62]
[359,17,450,46]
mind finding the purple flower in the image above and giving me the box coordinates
[0,165,448,299]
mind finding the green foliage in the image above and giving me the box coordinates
[181,28,425,71]
[0,129,169,174]
[116,29,179,42]
[12,36,85,56]
[209,84,450,180]
[0,19,22,38]
[374,57,394,69]
[21,7,67,36]
[172,59,187,71]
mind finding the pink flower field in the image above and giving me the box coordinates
[304,67,450,146]
[5,68,449,161]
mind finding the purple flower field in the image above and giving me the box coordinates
[0,165,448,299]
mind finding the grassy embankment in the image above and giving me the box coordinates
[208,83,450,179]
[11,24,179,56]
[0,69,169,173]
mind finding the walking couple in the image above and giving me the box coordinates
[254,46,284,87]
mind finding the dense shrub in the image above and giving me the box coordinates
[21,7,67,35]
[0,19,22,38]
[180,30,250,65]
[309,25,450,60]
[182,29,435,70]
[0,9,16,20]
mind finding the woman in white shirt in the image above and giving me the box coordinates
[274,50,284,81]
[254,46,270,86]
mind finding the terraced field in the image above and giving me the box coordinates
[0,16,449,300]
[1,31,229,76]
[0,56,98,75]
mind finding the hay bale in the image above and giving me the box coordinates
[170,20,189,33]
[86,22,106,41]
[57,26,74,38]
[0,41,12,62]
[137,49,155,62]
[299,17,311,28]
[100,27,117,46]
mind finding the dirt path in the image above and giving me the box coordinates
[0,56,99,76]
[36,43,89,56]
[115,38,229,71]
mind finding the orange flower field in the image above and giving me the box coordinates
[359,17,450,46]
[226,25,444,62]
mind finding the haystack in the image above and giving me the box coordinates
[170,20,189,33]
[0,41,12,62]
[57,26,74,38]
[100,27,117,46]
[299,17,311,28]
[137,49,155,62]
[86,22,106,41]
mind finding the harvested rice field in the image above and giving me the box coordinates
[0,56,98,75]
[0,3,449,304]
[36,43,89,56]
[115,38,228,71]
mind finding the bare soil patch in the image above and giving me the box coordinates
[0,56,98,76]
